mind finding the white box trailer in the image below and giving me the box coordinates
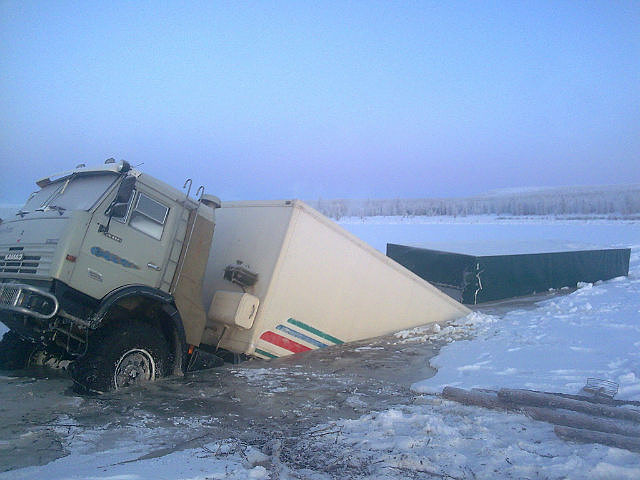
[200,200,470,359]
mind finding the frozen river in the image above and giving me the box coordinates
[0,330,447,474]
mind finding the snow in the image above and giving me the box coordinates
[339,214,639,253]
[1,215,640,478]
[411,274,640,399]
[295,400,640,479]
[5,437,273,480]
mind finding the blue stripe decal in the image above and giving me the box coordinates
[276,325,329,349]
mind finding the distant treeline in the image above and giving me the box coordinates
[310,184,640,219]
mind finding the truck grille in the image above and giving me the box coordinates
[0,245,55,277]
[0,284,20,306]
[0,255,41,274]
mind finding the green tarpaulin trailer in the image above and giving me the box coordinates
[386,243,631,305]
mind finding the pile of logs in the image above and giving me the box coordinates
[442,386,640,453]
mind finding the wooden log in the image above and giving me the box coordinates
[525,407,640,437]
[554,426,640,453]
[442,386,509,410]
[498,388,640,423]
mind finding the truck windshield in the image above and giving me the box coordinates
[20,173,119,215]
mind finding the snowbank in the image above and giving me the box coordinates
[295,398,640,479]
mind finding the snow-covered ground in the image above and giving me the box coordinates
[411,278,640,400]
[1,215,639,479]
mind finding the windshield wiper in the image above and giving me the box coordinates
[46,205,66,215]
[34,205,66,215]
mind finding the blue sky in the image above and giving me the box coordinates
[1,1,638,202]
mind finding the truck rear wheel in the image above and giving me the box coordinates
[0,331,36,370]
[71,322,169,393]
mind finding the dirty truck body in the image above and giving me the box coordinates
[0,162,469,392]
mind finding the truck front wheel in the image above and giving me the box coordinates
[0,331,36,370]
[71,322,169,393]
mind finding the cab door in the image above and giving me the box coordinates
[71,181,177,300]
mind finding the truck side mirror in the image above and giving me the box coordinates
[100,176,136,233]
[106,176,135,218]
[108,202,129,218]
[115,176,136,204]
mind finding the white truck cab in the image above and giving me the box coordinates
[0,160,217,392]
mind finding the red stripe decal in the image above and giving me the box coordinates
[260,331,311,354]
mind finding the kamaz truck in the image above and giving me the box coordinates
[0,160,469,393]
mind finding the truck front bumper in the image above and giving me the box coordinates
[0,282,60,343]
[0,282,92,355]
[0,283,59,320]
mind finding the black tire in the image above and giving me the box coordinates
[0,331,36,370]
[71,322,169,393]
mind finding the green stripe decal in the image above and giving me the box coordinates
[287,318,343,345]
[255,348,278,359]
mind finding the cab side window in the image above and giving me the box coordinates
[129,193,169,240]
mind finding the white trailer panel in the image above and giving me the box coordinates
[202,200,469,358]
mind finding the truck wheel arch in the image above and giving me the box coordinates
[92,285,188,376]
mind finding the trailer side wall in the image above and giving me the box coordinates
[207,201,469,358]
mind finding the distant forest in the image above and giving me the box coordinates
[310,184,640,220]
